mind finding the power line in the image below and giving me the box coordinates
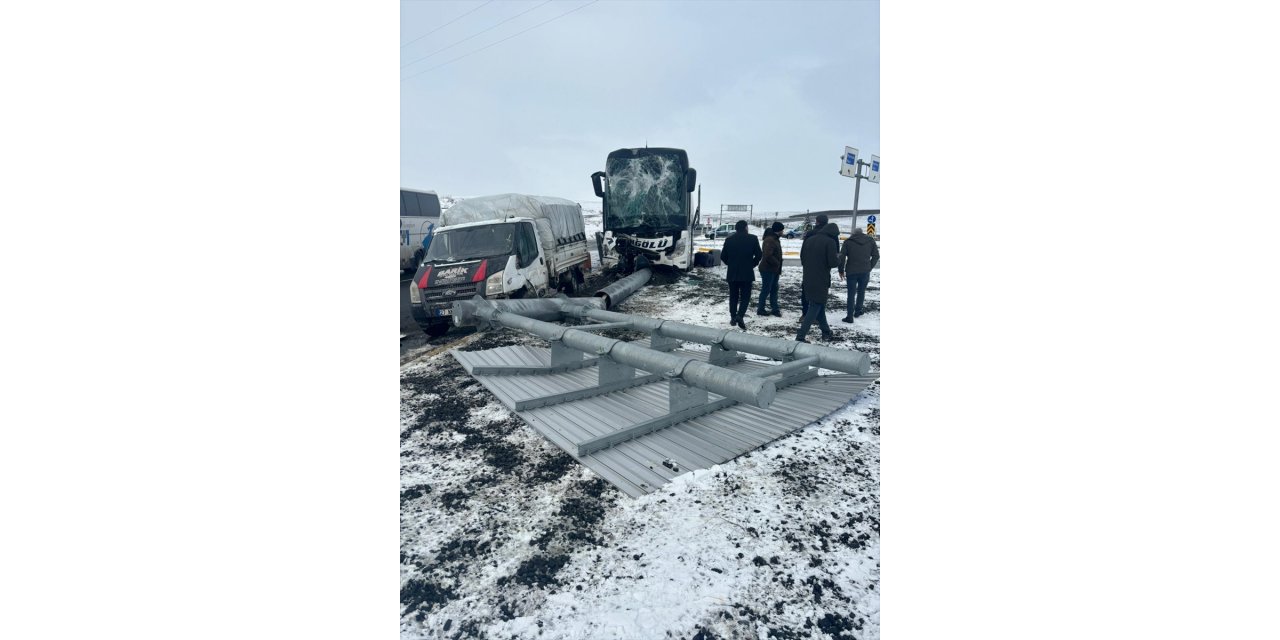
[402,0,599,83]
[401,0,494,49]
[401,0,553,70]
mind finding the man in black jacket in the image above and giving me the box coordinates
[838,227,880,321]
[799,214,829,319]
[720,219,762,330]
[796,222,840,342]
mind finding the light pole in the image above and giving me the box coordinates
[840,148,878,233]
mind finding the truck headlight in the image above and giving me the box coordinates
[485,271,504,296]
[409,283,422,304]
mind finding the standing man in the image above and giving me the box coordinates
[796,221,840,343]
[756,221,784,317]
[838,227,880,321]
[720,219,761,330]
[799,213,829,320]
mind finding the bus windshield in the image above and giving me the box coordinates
[604,154,686,232]
[424,223,515,263]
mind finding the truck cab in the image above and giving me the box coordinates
[408,194,589,337]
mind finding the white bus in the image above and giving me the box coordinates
[400,188,442,272]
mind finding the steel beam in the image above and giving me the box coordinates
[572,321,634,332]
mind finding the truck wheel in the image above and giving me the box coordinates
[558,273,575,295]
[405,249,424,273]
[422,322,449,338]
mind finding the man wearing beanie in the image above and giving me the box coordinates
[756,221,784,317]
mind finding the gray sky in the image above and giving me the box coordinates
[401,0,879,213]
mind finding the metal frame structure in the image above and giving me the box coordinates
[443,268,879,495]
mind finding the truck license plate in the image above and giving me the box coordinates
[435,308,452,317]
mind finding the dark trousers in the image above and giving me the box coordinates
[845,272,871,316]
[728,281,753,319]
[757,271,780,312]
[796,300,829,340]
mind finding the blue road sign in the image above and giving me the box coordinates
[871,160,879,171]
[845,154,855,165]
[867,215,877,223]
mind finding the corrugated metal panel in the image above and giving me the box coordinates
[451,343,877,497]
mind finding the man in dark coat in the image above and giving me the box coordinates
[720,219,761,330]
[796,222,840,342]
[838,227,880,321]
[799,214,828,319]
[756,221,784,317]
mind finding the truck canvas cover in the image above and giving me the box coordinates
[440,194,586,251]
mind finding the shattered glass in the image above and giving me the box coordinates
[604,153,687,232]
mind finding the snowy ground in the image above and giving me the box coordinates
[401,234,880,639]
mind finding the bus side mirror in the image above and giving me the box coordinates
[591,171,606,198]
[685,168,697,192]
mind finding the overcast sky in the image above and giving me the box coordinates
[401,0,879,213]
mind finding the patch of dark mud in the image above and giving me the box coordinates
[773,457,827,497]
[438,490,468,510]
[401,578,457,616]
[481,440,525,472]
[504,553,570,588]
[815,611,865,639]
[528,447,576,483]
[499,477,619,589]
[401,484,431,504]
[401,363,489,442]
[434,537,493,565]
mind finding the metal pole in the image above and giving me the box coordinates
[562,305,872,375]
[853,163,862,228]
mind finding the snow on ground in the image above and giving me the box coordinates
[401,252,880,639]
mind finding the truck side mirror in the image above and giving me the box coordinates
[685,168,697,192]
[591,171,606,198]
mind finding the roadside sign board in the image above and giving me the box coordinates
[840,146,859,178]
[866,222,876,236]
[868,154,880,183]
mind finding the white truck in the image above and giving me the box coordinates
[408,194,591,337]
[400,188,442,272]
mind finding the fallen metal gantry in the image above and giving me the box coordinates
[447,269,879,496]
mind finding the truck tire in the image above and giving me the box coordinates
[405,249,424,273]
[422,322,449,338]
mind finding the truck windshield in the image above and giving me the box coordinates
[605,154,686,232]
[424,223,515,262]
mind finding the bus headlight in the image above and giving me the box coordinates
[485,271,504,296]
[409,283,422,304]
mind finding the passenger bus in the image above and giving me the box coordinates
[401,188,442,272]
